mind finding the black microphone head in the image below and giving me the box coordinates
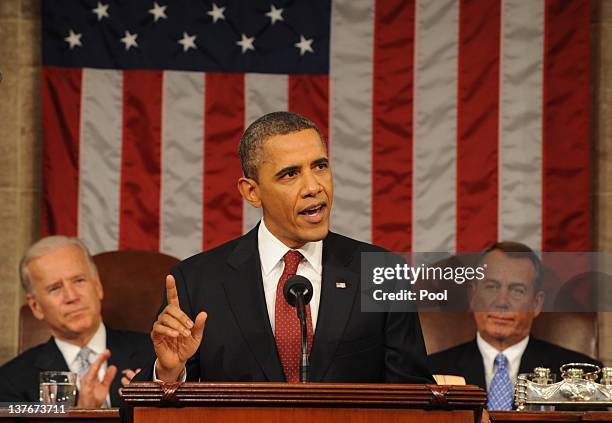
[283,275,314,307]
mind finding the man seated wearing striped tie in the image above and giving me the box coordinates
[427,242,602,410]
[0,236,152,407]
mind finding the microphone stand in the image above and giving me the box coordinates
[294,291,309,383]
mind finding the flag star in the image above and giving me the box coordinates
[207,3,226,23]
[92,2,110,21]
[265,4,284,24]
[64,30,82,49]
[178,32,197,52]
[236,33,255,53]
[294,35,314,56]
[149,2,167,22]
[120,31,138,51]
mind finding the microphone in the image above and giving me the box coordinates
[283,275,314,383]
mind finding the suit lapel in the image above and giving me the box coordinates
[34,338,70,372]
[308,233,359,381]
[223,227,284,381]
[32,338,70,404]
[518,338,542,375]
[458,340,487,389]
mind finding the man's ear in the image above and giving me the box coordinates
[26,293,45,321]
[238,177,261,208]
[533,290,545,317]
[95,274,104,301]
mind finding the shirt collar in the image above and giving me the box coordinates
[54,323,107,366]
[476,331,529,364]
[258,219,323,276]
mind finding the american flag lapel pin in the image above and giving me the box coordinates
[336,281,347,289]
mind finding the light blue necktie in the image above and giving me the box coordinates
[487,353,513,410]
[76,347,94,379]
[75,347,110,407]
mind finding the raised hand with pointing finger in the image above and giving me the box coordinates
[137,112,433,384]
[151,275,207,382]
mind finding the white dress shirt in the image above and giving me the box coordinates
[476,331,529,389]
[258,218,322,332]
[54,322,110,405]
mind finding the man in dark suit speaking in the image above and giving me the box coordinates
[146,111,432,384]
[427,242,601,410]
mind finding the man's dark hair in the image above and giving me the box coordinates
[482,241,543,292]
[238,111,325,180]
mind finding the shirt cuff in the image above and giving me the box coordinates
[152,359,187,383]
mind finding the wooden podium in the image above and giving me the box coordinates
[121,382,486,423]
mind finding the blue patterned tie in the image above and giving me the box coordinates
[75,347,110,407]
[487,353,513,410]
[76,347,94,379]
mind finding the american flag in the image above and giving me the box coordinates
[41,0,591,258]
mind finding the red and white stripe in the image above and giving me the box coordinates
[412,0,459,253]
[329,0,374,244]
[243,74,287,234]
[41,0,591,257]
[78,68,123,251]
[160,71,205,259]
[498,0,544,251]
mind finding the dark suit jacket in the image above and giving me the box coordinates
[427,337,603,389]
[140,227,433,383]
[0,328,153,406]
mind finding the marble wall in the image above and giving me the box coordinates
[0,0,41,363]
[593,0,612,364]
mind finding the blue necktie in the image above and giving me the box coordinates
[487,353,513,410]
[75,347,110,408]
[76,347,94,379]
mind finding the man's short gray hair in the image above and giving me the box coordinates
[20,236,98,294]
[238,111,325,180]
[481,241,543,292]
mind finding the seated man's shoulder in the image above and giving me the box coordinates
[428,341,473,364]
[0,343,52,401]
[0,341,51,375]
[530,337,603,366]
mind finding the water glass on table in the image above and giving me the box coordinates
[39,371,77,407]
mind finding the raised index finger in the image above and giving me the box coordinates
[166,274,180,307]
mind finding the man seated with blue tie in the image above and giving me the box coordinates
[427,241,602,410]
[0,236,152,407]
